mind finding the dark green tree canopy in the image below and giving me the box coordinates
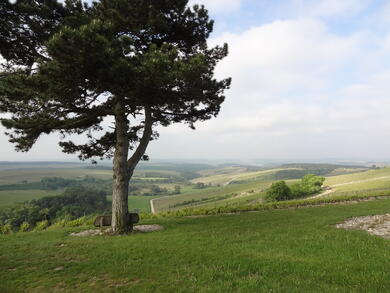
[265,181,292,202]
[0,0,88,67]
[0,0,231,161]
[1,0,231,233]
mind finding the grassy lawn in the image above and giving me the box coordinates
[1,198,390,292]
[0,190,61,207]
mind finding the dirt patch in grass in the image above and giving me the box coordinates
[336,214,390,239]
[133,224,164,232]
[70,229,105,237]
[70,225,164,237]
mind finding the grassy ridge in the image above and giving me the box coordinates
[325,167,390,186]
[1,198,390,292]
[333,179,390,192]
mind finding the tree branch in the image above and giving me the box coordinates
[127,106,153,174]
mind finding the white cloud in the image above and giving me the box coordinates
[286,0,372,17]
[149,16,390,159]
[209,19,362,114]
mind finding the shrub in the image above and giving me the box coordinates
[194,182,206,189]
[34,220,49,231]
[66,217,85,227]
[51,219,68,228]
[290,183,303,198]
[19,222,30,232]
[1,223,12,234]
[300,174,325,194]
[289,174,325,199]
[265,181,292,202]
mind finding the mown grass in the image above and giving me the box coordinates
[1,198,390,292]
[0,189,61,207]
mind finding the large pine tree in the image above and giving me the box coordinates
[0,0,231,234]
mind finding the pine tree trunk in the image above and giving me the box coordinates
[111,105,153,234]
[111,102,130,234]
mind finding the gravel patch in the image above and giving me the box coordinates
[335,214,390,239]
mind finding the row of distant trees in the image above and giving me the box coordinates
[0,186,110,232]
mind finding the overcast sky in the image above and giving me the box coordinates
[2,0,390,161]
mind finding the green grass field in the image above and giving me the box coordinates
[0,167,179,186]
[106,195,157,213]
[333,178,390,192]
[1,198,390,292]
[326,167,368,176]
[325,167,390,186]
[153,180,273,212]
[192,168,283,185]
[0,168,113,185]
[0,190,61,207]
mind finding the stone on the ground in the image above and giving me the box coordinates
[336,214,390,239]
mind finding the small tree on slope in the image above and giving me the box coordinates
[0,0,231,234]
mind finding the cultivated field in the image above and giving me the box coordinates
[0,190,60,207]
[0,168,113,185]
[0,163,183,210]
[155,166,390,212]
[1,162,390,215]
[192,167,284,185]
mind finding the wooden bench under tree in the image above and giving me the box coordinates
[94,213,139,229]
